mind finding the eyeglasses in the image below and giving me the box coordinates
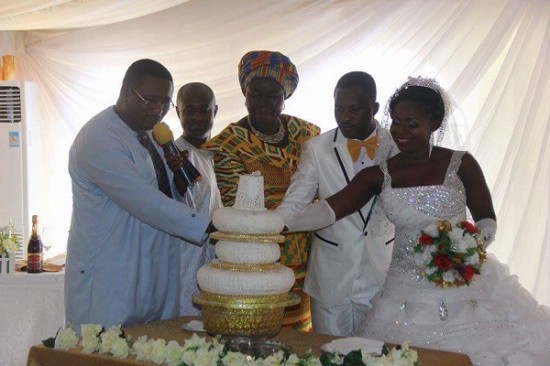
[133,89,174,110]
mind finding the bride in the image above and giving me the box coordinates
[284,77,550,365]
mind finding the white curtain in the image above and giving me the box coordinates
[1,0,549,306]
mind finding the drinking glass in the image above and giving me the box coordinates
[41,227,55,260]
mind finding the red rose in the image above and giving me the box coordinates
[418,234,434,246]
[462,265,476,281]
[462,221,478,234]
[434,254,452,271]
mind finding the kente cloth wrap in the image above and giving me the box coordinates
[356,150,550,365]
[203,114,320,330]
[238,50,299,99]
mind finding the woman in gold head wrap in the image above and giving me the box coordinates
[204,50,320,331]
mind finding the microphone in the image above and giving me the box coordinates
[152,122,202,187]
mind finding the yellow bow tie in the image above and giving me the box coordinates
[347,135,378,162]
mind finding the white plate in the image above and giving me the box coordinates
[321,337,384,356]
[181,320,206,333]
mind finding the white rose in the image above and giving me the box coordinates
[111,337,130,358]
[425,265,438,276]
[465,252,480,266]
[449,227,464,243]
[415,245,436,267]
[54,327,79,350]
[423,222,439,237]
[131,335,148,358]
[164,340,184,366]
[183,333,208,351]
[284,354,303,365]
[150,338,167,364]
[80,336,100,354]
[80,324,102,353]
[455,238,470,253]
[181,349,197,365]
[259,351,284,366]
[81,324,103,339]
[210,337,225,357]
[443,269,457,283]
[222,351,251,366]
[193,347,214,366]
[208,348,221,366]
[99,325,122,354]
[139,338,156,361]
[255,353,283,366]
[463,233,478,249]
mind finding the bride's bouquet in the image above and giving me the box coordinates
[414,220,487,287]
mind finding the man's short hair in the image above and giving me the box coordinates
[335,71,377,101]
[177,82,215,106]
[122,59,173,88]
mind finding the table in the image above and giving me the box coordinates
[26,316,473,366]
[0,272,65,366]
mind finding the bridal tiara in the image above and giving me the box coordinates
[399,76,442,94]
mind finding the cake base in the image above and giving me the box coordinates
[192,291,301,338]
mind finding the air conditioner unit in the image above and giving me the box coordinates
[0,81,41,258]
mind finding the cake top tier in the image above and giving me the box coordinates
[234,171,266,211]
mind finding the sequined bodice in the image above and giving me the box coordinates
[380,151,467,279]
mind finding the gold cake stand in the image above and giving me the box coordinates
[193,291,301,338]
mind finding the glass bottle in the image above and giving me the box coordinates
[27,215,43,273]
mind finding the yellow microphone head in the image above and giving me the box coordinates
[152,122,174,145]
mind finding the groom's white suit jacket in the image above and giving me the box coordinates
[278,121,399,305]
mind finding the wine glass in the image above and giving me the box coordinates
[41,227,55,260]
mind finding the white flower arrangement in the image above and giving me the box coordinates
[0,222,20,256]
[43,324,419,366]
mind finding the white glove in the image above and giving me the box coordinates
[476,218,497,249]
[284,200,336,233]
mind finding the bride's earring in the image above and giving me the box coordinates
[428,133,434,158]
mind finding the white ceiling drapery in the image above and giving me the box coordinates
[1,0,549,306]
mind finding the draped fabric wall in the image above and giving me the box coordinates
[1,0,549,306]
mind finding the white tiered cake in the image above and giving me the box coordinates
[193,172,300,337]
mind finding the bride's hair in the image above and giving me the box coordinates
[389,86,445,129]
[382,76,454,146]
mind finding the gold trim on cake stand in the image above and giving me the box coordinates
[209,231,285,243]
[208,259,284,272]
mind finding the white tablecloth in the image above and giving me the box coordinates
[0,272,65,366]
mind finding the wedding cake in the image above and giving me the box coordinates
[193,172,299,337]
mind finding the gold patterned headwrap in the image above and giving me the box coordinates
[238,50,299,99]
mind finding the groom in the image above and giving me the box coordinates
[277,71,398,336]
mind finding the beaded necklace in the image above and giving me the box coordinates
[247,115,285,144]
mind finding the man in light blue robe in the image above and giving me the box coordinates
[65,59,212,331]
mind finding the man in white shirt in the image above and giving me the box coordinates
[277,71,398,336]
[66,60,213,330]
[173,82,222,315]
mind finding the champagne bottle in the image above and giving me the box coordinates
[27,215,43,273]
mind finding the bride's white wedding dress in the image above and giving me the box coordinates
[356,151,550,365]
